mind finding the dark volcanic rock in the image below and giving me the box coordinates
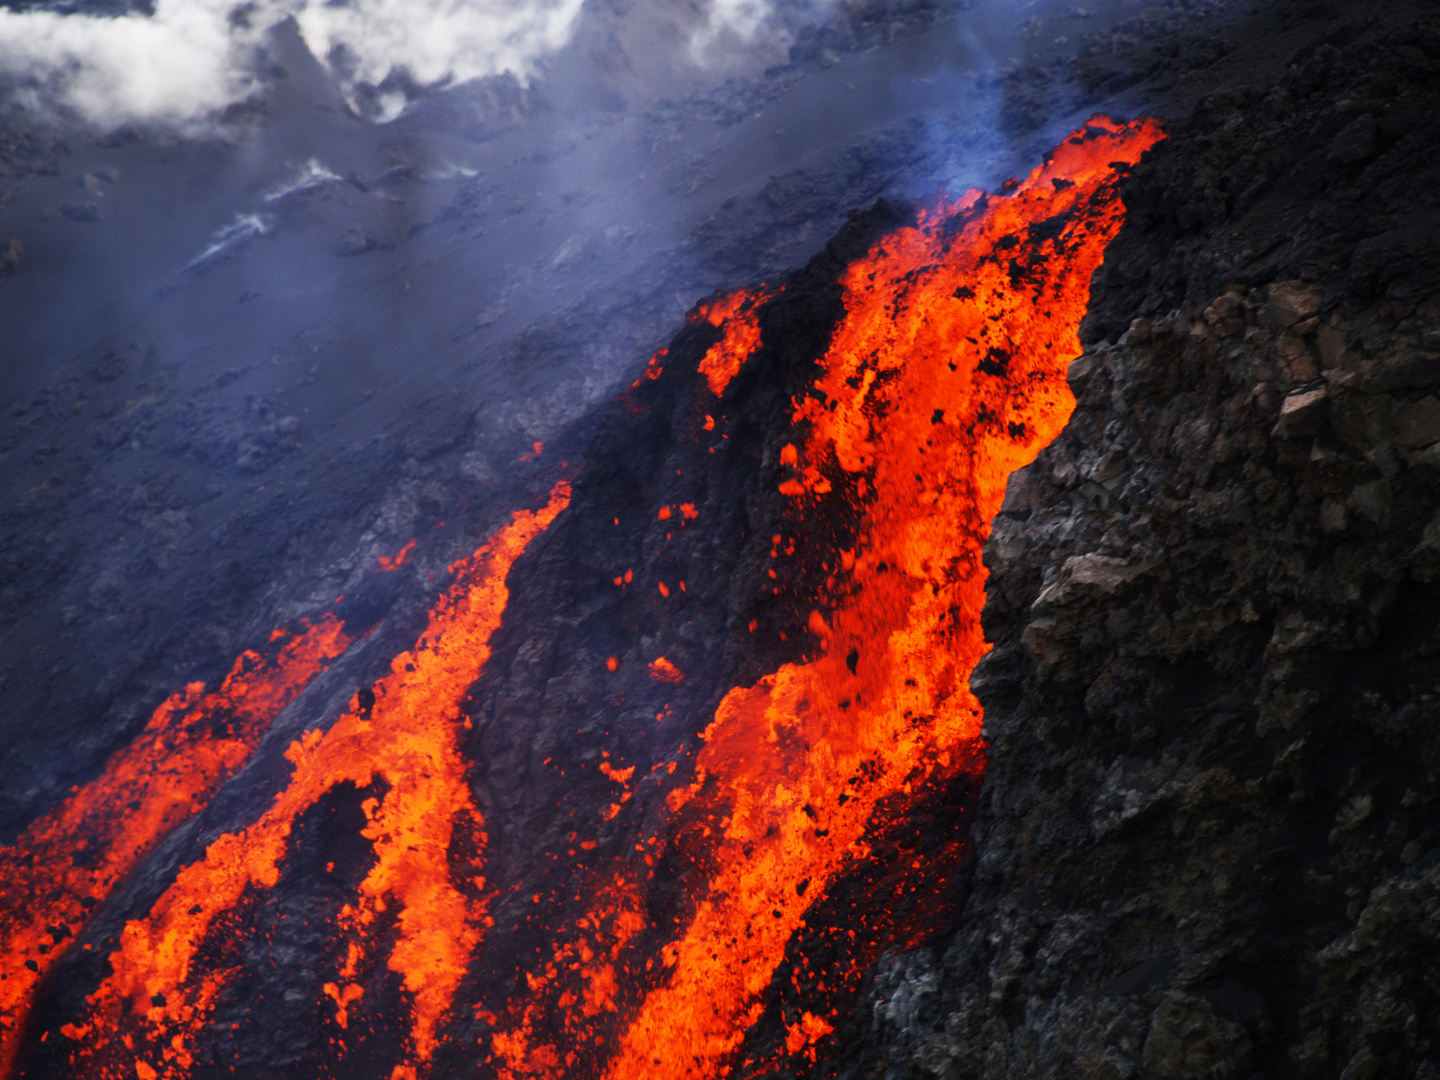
[856,8,1440,1080]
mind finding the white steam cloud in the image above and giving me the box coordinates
[0,0,587,130]
[688,0,774,62]
[185,212,273,270]
[0,1,258,130]
[295,0,584,104]
[263,158,343,202]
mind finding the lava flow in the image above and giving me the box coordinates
[471,115,1163,1080]
[602,113,1163,1080]
[0,615,351,1076]
[694,285,783,396]
[5,116,1160,1080]
[49,485,568,1080]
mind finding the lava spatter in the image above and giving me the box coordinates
[693,285,782,397]
[56,484,570,1080]
[0,615,351,1078]
[486,877,648,1080]
[602,115,1163,1078]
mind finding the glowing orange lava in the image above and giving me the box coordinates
[0,615,351,1078]
[693,285,781,396]
[649,657,685,683]
[58,484,569,1080]
[488,878,648,1080]
[379,538,419,571]
[602,115,1163,1078]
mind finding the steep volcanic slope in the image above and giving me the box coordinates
[4,118,1158,1079]
[11,6,1439,1079]
[862,9,1440,1080]
[0,0,1278,868]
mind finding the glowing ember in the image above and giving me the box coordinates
[0,616,351,1077]
[379,538,419,571]
[55,485,569,1080]
[487,879,648,1080]
[631,349,668,388]
[648,657,685,683]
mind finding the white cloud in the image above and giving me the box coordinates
[685,0,837,68]
[0,0,588,130]
[0,1,259,130]
[295,0,585,93]
[689,0,771,61]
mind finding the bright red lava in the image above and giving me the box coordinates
[476,115,1162,1080]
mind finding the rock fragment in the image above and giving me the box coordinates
[1271,384,1327,440]
[1326,113,1379,165]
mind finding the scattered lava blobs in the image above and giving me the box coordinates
[378,538,419,571]
[488,879,649,1080]
[648,657,685,683]
[58,484,569,1080]
[0,616,351,1078]
[603,115,1164,1078]
[693,285,782,396]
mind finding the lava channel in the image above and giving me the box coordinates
[41,485,568,1080]
[601,112,1164,1080]
[4,115,1161,1080]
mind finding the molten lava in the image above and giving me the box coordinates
[2,116,1161,1080]
[603,116,1163,1078]
[51,486,568,1080]
[0,616,351,1076]
[693,285,782,397]
[473,115,1162,1080]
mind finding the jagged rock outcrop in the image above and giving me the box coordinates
[862,9,1440,1080]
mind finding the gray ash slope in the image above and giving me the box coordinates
[854,6,1440,1080]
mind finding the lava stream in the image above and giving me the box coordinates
[57,485,570,1080]
[606,116,1161,1079]
[7,115,1163,1080]
[694,285,783,397]
[0,615,351,1078]
[475,266,785,1080]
